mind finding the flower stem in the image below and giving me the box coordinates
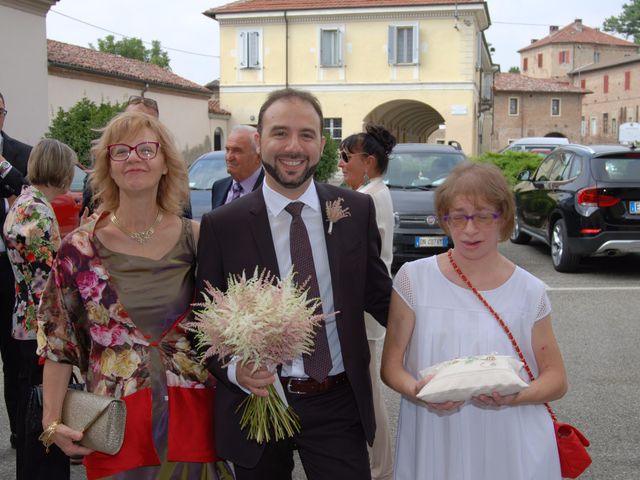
[237,385,301,443]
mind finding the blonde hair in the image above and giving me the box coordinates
[27,139,76,190]
[435,162,515,241]
[90,111,188,215]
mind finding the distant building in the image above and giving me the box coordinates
[205,0,495,155]
[491,73,586,151]
[569,55,640,144]
[0,0,58,145]
[518,18,638,81]
[47,40,224,163]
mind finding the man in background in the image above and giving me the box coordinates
[0,91,31,449]
[210,125,263,209]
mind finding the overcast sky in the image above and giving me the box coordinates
[45,0,631,85]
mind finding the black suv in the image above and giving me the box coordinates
[512,144,640,272]
[384,143,466,270]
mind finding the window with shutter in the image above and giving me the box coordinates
[625,71,631,91]
[551,98,560,116]
[523,58,528,71]
[239,30,260,69]
[537,53,543,68]
[388,24,419,65]
[604,75,609,94]
[320,28,342,67]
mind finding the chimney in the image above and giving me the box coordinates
[531,39,538,44]
[575,18,583,31]
[549,25,559,34]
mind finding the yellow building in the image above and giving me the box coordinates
[205,0,494,155]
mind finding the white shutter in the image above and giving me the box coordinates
[248,31,260,68]
[320,29,332,66]
[388,25,397,64]
[412,25,419,64]
[337,28,343,66]
[239,31,247,68]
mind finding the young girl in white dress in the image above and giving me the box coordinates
[381,162,568,480]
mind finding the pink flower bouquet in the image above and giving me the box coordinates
[188,268,325,443]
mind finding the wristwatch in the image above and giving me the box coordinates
[0,159,12,179]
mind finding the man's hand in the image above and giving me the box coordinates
[235,363,276,398]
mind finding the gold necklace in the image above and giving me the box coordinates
[110,210,163,245]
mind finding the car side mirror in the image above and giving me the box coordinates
[517,170,532,181]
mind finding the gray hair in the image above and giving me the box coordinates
[230,125,258,151]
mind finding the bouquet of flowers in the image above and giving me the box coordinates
[188,268,326,443]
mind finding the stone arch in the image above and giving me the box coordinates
[544,131,567,138]
[363,100,446,143]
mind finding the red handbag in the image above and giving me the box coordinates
[447,251,592,478]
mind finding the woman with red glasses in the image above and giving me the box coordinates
[36,112,230,479]
[339,124,396,480]
[381,162,568,480]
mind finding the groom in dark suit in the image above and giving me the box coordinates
[197,88,392,479]
[210,125,264,210]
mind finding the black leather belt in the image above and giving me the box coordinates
[282,372,348,395]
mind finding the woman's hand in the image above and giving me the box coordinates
[79,207,98,226]
[51,423,94,457]
[472,391,519,408]
[416,374,465,412]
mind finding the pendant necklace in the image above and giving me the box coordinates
[110,210,163,245]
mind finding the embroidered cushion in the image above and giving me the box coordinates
[416,354,528,403]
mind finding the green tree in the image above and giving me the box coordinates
[469,151,544,186]
[46,98,124,167]
[603,1,640,44]
[508,66,521,73]
[314,133,339,183]
[90,35,171,68]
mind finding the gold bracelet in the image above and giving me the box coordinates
[38,419,61,453]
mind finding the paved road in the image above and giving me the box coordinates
[1,240,638,479]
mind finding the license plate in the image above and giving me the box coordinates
[630,201,640,214]
[415,236,448,248]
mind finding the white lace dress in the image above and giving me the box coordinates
[393,256,561,480]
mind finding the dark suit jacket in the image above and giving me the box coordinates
[1,131,31,177]
[210,169,264,210]
[196,181,392,468]
[1,130,30,228]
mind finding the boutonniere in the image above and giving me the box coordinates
[325,197,351,235]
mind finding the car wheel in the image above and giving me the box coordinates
[550,219,580,272]
[510,212,531,244]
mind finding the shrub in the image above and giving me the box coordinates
[470,151,544,186]
[314,133,339,183]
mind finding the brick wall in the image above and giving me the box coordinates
[491,91,582,150]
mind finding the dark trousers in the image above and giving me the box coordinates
[16,339,69,480]
[0,254,19,439]
[234,380,371,480]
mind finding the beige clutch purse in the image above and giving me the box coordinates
[61,390,127,455]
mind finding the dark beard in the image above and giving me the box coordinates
[262,159,318,190]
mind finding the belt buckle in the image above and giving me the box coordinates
[285,377,308,395]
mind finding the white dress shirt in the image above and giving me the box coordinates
[262,180,344,377]
[228,180,345,389]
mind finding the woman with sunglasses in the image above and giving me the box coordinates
[338,124,396,480]
[36,112,230,479]
[381,162,567,480]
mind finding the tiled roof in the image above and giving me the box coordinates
[494,73,586,93]
[519,20,637,52]
[206,0,481,16]
[208,98,231,115]
[47,40,210,95]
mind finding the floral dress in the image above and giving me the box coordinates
[3,185,60,340]
[37,215,230,480]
